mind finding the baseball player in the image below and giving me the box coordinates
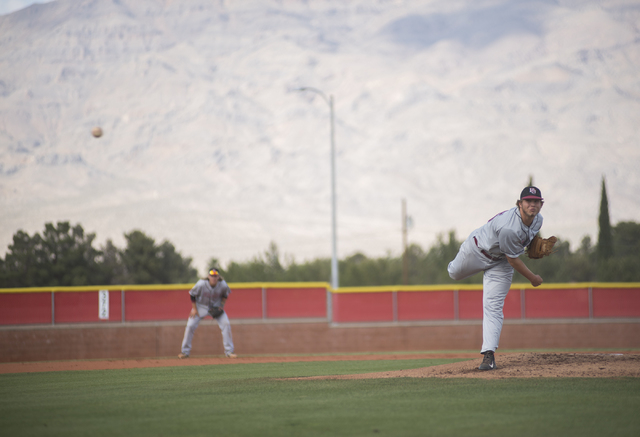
[178,268,236,359]
[447,187,546,370]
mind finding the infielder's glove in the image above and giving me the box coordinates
[527,235,558,259]
[208,306,224,318]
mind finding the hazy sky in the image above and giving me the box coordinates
[0,0,53,16]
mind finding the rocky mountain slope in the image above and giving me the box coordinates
[1,0,639,273]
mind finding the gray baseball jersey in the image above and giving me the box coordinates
[473,207,543,259]
[189,279,231,308]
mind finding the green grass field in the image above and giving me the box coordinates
[1,357,639,437]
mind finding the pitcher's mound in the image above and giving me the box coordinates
[305,353,640,380]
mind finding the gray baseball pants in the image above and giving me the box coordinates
[181,305,235,356]
[447,235,515,354]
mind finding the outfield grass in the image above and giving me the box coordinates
[1,358,639,437]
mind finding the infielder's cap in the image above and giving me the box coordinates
[208,268,220,276]
[520,186,543,200]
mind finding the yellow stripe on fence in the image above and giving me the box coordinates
[1,282,638,294]
[0,282,332,294]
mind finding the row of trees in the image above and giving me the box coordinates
[1,217,638,289]
[2,179,638,288]
[0,222,198,287]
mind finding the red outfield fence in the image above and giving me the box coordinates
[1,282,639,326]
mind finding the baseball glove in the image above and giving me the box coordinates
[527,235,558,259]
[208,306,224,318]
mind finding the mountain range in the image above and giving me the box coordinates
[1,0,639,275]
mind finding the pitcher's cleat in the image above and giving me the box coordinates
[178,353,189,359]
[479,351,496,370]
[225,353,237,359]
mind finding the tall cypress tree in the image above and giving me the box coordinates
[597,176,614,260]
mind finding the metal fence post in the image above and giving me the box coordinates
[262,287,267,320]
[453,289,459,321]
[326,286,333,323]
[392,291,398,322]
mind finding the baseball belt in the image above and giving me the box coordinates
[473,237,503,262]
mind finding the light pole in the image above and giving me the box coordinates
[296,87,338,290]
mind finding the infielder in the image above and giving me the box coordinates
[179,268,236,359]
[447,187,547,370]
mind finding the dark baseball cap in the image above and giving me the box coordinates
[520,186,543,200]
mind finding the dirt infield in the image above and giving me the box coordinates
[0,353,476,374]
[1,352,639,378]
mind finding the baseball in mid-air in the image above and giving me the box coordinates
[91,127,103,138]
